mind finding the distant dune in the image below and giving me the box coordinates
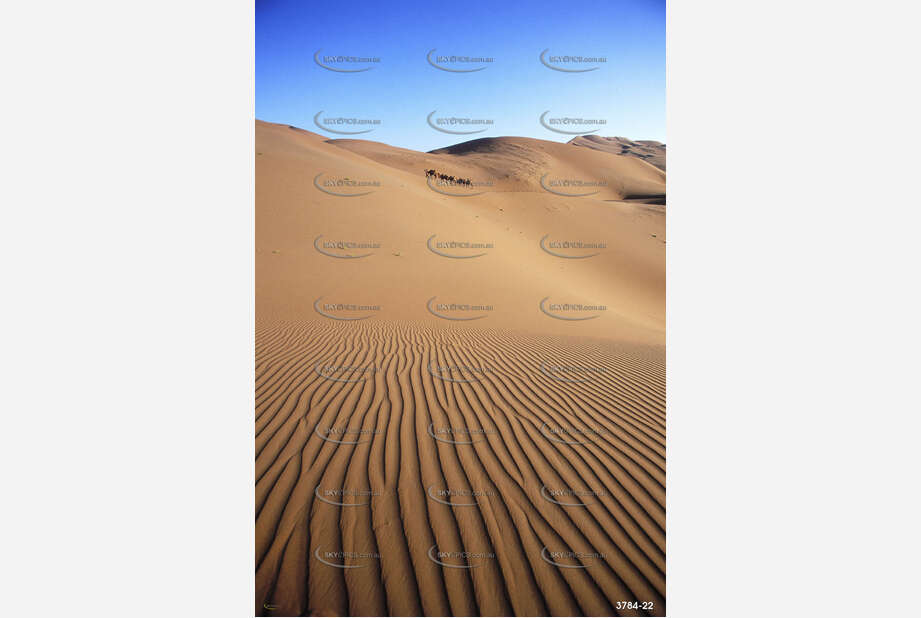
[326,132,666,202]
[568,136,666,172]
[255,119,666,616]
[257,119,665,340]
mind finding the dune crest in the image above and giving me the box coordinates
[568,135,666,173]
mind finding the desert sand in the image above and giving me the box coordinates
[255,120,665,616]
[567,136,666,173]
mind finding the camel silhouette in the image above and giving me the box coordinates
[425,169,473,188]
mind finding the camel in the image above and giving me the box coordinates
[425,170,474,189]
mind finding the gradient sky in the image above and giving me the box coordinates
[256,0,664,152]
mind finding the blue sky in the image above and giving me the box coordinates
[256,0,664,152]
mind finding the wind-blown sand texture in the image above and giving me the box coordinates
[256,120,665,616]
[568,136,666,173]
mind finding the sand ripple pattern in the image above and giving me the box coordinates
[256,319,665,616]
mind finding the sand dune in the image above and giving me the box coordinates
[256,119,665,616]
[257,120,665,343]
[568,136,666,173]
[328,133,666,201]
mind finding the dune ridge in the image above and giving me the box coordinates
[567,136,666,172]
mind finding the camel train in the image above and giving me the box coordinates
[425,169,473,188]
